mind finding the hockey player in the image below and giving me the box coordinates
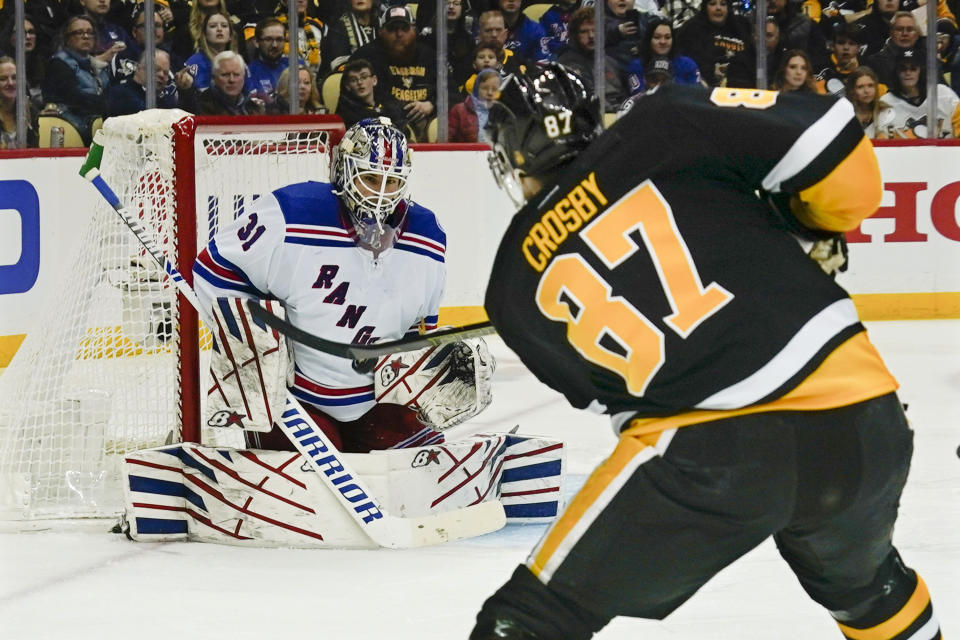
[193,117,491,453]
[470,65,942,639]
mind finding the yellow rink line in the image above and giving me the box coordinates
[2,293,959,370]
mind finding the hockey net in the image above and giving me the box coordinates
[0,110,345,522]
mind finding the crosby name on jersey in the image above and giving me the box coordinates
[194,181,446,421]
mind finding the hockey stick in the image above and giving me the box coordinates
[246,299,496,360]
[79,144,506,548]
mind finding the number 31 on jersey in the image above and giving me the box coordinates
[535,181,733,396]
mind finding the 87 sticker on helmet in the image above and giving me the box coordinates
[543,111,573,138]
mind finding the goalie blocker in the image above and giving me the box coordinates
[120,431,565,548]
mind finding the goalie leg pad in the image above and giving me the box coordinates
[206,297,293,433]
[498,433,566,524]
[367,431,566,524]
[122,442,378,548]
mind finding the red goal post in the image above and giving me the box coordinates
[170,114,346,444]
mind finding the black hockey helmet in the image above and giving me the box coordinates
[486,62,602,206]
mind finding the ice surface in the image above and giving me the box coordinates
[1,321,957,639]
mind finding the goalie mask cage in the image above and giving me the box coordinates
[0,110,345,522]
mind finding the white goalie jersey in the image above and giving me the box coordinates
[193,181,446,424]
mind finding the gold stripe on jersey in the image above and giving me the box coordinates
[528,433,663,583]
[622,330,898,438]
[793,137,883,233]
[836,576,932,640]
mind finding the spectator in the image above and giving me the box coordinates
[417,0,477,97]
[604,0,649,67]
[349,4,435,141]
[883,0,958,35]
[767,0,829,71]
[497,0,550,61]
[42,15,112,144]
[273,63,327,112]
[0,56,38,148]
[0,18,46,111]
[323,0,378,73]
[335,58,408,128]
[171,0,241,62]
[846,65,891,137]
[851,0,898,58]
[877,47,960,137]
[106,49,180,114]
[460,41,510,94]
[471,41,501,74]
[472,10,531,86]
[774,48,825,92]
[195,49,265,114]
[539,0,582,59]
[1,0,68,60]
[111,4,183,84]
[78,0,130,57]
[631,17,701,94]
[676,0,754,87]
[414,0,478,37]
[274,0,327,76]
[865,11,923,86]
[140,0,184,45]
[448,66,498,142]
[726,15,786,88]
[816,20,866,95]
[247,17,292,105]
[183,11,242,90]
[556,6,629,110]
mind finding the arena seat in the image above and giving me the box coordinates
[322,72,342,113]
[37,116,85,148]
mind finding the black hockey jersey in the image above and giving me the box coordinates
[485,85,896,428]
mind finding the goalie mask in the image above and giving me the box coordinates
[486,63,603,208]
[332,117,413,251]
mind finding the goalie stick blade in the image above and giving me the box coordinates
[247,299,496,359]
[378,500,507,549]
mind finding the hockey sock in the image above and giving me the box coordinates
[831,553,941,640]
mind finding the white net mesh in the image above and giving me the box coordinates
[0,110,340,521]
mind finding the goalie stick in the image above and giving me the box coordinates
[79,143,505,548]
[246,299,496,360]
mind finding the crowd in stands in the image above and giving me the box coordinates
[1,0,960,147]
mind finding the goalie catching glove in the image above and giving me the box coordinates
[374,337,495,430]
[206,297,293,432]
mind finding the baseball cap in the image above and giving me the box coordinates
[380,5,414,28]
